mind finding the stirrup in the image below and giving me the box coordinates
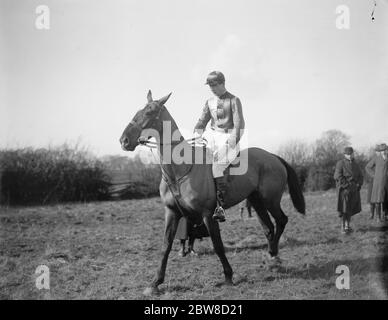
[213,206,226,222]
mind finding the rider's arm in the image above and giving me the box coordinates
[227,97,245,148]
[194,101,211,134]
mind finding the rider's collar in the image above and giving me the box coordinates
[217,90,228,99]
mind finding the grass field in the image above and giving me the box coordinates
[0,189,387,300]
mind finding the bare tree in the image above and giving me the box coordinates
[306,129,351,191]
[277,139,312,166]
[313,129,350,165]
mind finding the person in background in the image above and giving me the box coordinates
[366,145,380,219]
[366,143,388,222]
[175,216,209,257]
[334,147,364,234]
[240,199,253,219]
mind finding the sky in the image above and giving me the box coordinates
[1,0,388,157]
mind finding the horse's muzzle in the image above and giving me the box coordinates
[120,137,135,151]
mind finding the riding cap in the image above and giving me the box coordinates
[205,71,225,85]
[344,147,354,155]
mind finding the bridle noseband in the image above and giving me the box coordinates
[129,104,165,144]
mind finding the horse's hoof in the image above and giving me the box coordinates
[267,256,282,271]
[215,279,233,287]
[143,287,159,296]
[270,256,282,266]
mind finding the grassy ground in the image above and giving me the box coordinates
[0,189,387,300]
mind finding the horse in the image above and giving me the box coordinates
[120,90,305,295]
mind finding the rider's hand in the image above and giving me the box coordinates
[193,131,202,139]
[227,139,236,149]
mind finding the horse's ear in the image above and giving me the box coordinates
[158,92,172,106]
[147,90,153,103]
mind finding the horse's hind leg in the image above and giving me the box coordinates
[203,213,233,285]
[247,192,276,257]
[267,205,288,257]
[145,207,180,295]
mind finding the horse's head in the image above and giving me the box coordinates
[120,90,172,151]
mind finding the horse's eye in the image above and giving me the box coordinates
[145,106,153,114]
[145,105,157,115]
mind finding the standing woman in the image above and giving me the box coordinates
[334,147,364,234]
[365,143,388,222]
[175,217,209,256]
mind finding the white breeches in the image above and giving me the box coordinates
[203,129,239,178]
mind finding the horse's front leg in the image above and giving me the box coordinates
[203,213,233,285]
[144,207,180,295]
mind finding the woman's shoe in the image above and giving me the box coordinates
[188,249,198,257]
[178,248,186,257]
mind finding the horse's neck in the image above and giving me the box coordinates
[156,111,193,181]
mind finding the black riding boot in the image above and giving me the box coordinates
[213,176,228,222]
[370,203,375,220]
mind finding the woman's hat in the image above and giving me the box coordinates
[376,143,388,152]
[344,147,354,155]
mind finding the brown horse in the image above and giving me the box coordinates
[120,90,305,294]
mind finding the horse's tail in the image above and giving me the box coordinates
[276,156,306,214]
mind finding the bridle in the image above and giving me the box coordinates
[129,104,165,141]
[130,104,207,148]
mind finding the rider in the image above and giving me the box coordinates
[193,71,245,222]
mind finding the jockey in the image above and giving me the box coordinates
[193,71,245,222]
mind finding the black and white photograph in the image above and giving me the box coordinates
[1,0,388,303]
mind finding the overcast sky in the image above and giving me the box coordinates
[1,0,388,157]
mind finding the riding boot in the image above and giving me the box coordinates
[213,176,228,222]
[370,203,375,220]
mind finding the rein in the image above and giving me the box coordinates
[138,136,208,149]
[146,140,206,227]
[141,136,207,187]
